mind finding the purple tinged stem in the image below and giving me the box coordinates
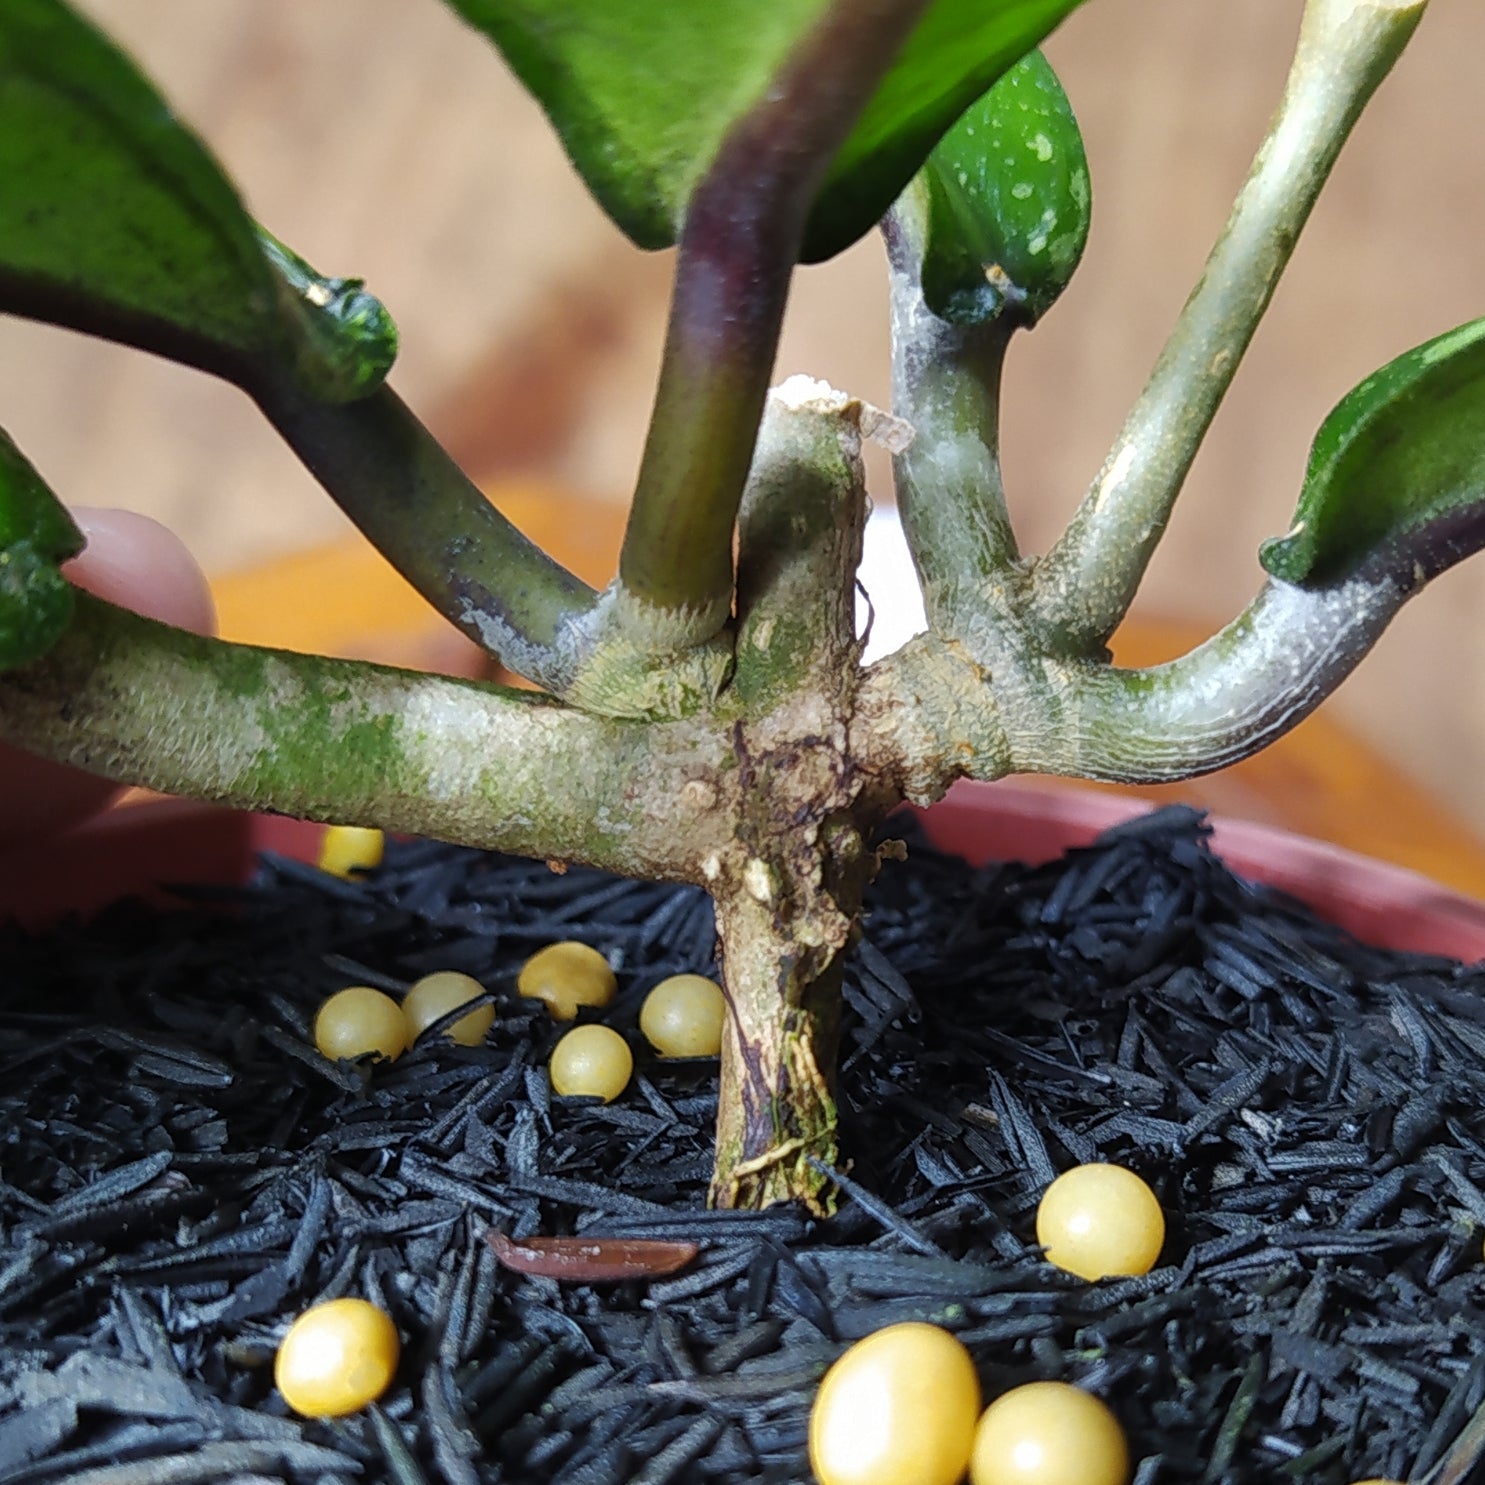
[618,0,933,629]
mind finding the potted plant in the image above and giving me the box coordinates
[6,1,1485,1474]
[1,0,1478,1209]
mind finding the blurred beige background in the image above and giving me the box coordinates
[4,1,1483,830]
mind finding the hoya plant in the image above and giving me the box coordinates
[0,0,1479,1213]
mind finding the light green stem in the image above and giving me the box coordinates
[0,594,732,879]
[1004,572,1403,782]
[887,245,1019,629]
[733,380,871,713]
[1029,0,1427,654]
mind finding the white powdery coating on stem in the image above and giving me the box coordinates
[398,677,523,805]
[455,596,572,692]
[1040,574,1403,782]
[774,374,849,414]
[598,580,728,651]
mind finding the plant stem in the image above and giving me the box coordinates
[709,883,847,1214]
[616,0,931,648]
[0,593,735,880]
[852,632,1013,802]
[886,222,1020,627]
[706,769,881,1215]
[254,376,598,691]
[1002,572,1406,782]
[733,378,875,711]
[708,379,892,1211]
[1028,0,1427,655]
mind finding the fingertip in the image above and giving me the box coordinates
[64,507,217,636]
[0,508,214,846]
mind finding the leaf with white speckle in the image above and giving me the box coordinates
[903,49,1089,327]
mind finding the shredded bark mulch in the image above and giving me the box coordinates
[4,806,1485,1484]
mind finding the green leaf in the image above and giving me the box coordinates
[0,431,83,670]
[802,4,1088,264]
[910,50,1090,326]
[0,0,396,401]
[1260,318,1485,589]
[447,0,827,250]
[447,0,1085,260]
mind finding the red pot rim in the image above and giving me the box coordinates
[4,782,1484,962]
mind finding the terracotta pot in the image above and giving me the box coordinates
[6,780,1485,965]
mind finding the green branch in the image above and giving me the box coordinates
[885,218,1020,629]
[1028,0,1428,655]
[1003,572,1405,783]
[253,377,597,691]
[261,371,737,722]
[732,379,875,713]
[616,0,932,647]
[0,593,734,880]
[858,428,1460,802]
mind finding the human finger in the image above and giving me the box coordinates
[0,508,216,845]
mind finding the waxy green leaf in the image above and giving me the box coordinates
[912,50,1090,326]
[0,0,396,401]
[446,0,1086,261]
[803,4,1088,263]
[0,431,82,671]
[445,0,825,250]
[1260,317,1485,589]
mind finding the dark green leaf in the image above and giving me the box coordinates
[910,50,1090,326]
[446,0,827,249]
[0,431,82,670]
[1260,317,1485,589]
[447,0,1085,260]
[0,0,395,400]
[803,3,1088,263]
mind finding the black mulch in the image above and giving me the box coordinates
[4,806,1485,1484]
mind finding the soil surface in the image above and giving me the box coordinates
[4,807,1485,1484]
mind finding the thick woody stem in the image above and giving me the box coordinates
[707,378,887,1212]
[709,881,851,1214]
[0,593,733,879]
[733,378,883,707]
